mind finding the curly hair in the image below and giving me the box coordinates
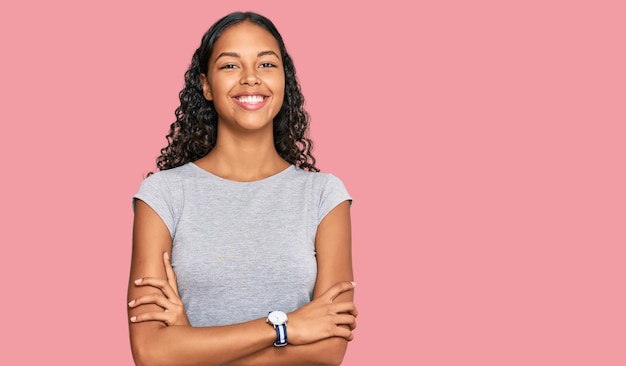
[154,11,318,173]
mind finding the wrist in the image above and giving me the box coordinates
[266,311,288,347]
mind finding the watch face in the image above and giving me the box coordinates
[268,311,288,324]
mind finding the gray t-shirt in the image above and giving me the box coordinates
[133,162,351,327]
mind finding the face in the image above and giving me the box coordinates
[201,21,285,133]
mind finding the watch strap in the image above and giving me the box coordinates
[273,323,288,347]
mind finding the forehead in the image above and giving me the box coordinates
[211,21,281,57]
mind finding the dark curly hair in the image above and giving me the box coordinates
[154,11,318,173]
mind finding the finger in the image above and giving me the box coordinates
[324,281,356,303]
[332,325,354,341]
[349,320,357,331]
[333,314,357,330]
[130,311,178,325]
[134,277,181,304]
[163,252,179,296]
[330,301,357,316]
[129,293,175,310]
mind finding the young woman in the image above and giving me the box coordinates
[127,11,357,366]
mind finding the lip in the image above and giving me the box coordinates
[231,93,269,111]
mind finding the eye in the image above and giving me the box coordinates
[219,64,238,70]
[259,62,276,68]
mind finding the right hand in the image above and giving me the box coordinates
[128,252,191,327]
[287,281,358,345]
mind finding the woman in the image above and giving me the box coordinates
[127,11,357,366]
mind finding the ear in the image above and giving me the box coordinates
[200,73,213,101]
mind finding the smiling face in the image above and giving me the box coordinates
[201,21,285,134]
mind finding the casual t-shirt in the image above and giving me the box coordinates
[133,162,351,326]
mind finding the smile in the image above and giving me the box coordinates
[232,94,269,111]
[235,95,266,104]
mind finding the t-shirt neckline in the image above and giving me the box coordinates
[188,162,295,184]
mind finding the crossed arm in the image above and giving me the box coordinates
[127,199,357,366]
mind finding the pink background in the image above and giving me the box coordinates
[2,0,624,364]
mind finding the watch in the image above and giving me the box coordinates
[267,310,288,347]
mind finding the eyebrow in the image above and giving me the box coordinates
[215,50,280,61]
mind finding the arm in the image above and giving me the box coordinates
[128,200,277,366]
[226,200,357,365]
[128,200,356,366]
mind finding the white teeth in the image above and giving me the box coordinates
[236,95,264,104]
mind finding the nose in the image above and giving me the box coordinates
[240,68,260,85]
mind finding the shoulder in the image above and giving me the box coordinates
[135,164,199,200]
[140,163,196,185]
[307,169,349,194]
[290,167,351,202]
[291,167,346,186]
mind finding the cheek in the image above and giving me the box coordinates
[209,76,229,95]
[208,81,233,114]
[274,80,286,103]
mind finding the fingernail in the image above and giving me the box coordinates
[164,252,170,260]
[130,316,137,322]
[134,279,143,285]
[128,300,135,306]
[351,281,357,287]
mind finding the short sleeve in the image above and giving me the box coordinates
[133,173,178,237]
[318,174,352,224]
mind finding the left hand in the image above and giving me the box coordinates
[287,281,358,345]
[128,252,190,326]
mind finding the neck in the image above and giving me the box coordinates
[195,131,290,182]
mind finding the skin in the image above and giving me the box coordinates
[127,21,357,366]
[198,21,288,181]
